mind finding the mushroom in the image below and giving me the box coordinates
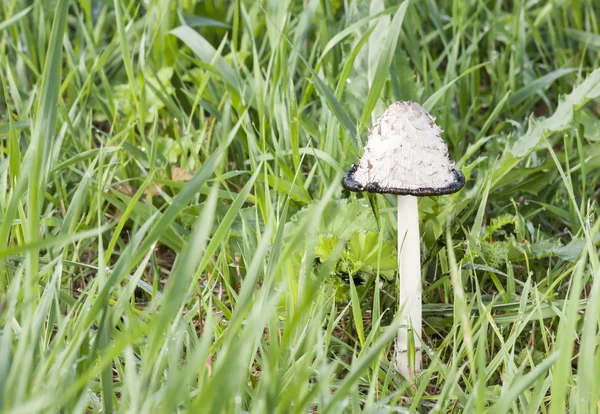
[343,101,464,382]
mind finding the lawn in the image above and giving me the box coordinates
[1,0,600,413]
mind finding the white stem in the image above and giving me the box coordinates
[395,195,422,382]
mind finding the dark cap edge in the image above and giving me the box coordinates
[342,164,465,196]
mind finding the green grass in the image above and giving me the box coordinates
[1,0,600,412]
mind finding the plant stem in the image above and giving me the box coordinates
[396,195,422,382]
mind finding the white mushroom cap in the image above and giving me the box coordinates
[344,101,464,196]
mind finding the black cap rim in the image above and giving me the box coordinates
[342,164,465,196]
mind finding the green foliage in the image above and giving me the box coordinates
[284,199,396,301]
[0,0,600,413]
[110,67,176,122]
[311,230,397,301]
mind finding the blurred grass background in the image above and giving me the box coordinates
[0,0,600,412]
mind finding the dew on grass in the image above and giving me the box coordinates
[234,395,242,405]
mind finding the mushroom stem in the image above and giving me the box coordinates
[396,195,422,382]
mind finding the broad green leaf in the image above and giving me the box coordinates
[509,68,577,106]
[511,68,600,157]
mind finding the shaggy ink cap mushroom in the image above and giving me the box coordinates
[343,101,464,196]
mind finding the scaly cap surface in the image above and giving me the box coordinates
[343,101,464,196]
